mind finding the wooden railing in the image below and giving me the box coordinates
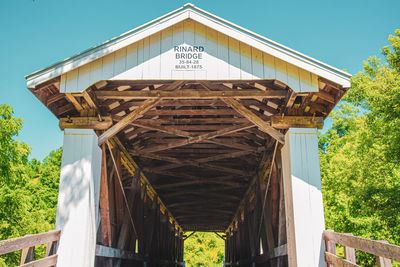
[0,230,60,267]
[323,230,400,267]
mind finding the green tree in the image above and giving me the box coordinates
[0,105,62,265]
[184,232,225,267]
[320,30,400,266]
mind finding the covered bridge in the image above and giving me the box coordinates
[4,3,394,267]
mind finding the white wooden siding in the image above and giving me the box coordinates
[55,129,102,267]
[281,128,326,267]
[60,19,319,93]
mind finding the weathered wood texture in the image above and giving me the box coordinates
[323,230,399,265]
[0,230,60,267]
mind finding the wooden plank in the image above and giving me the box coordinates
[144,108,238,116]
[46,93,64,106]
[130,122,192,137]
[324,252,360,267]
[59,116,113,130]
[138,123,255,154]
[82,91,98,109]
[20,246,34,264]
[20,254,58,267]
[95,245,143,260]
[323,231,400,262]
[271,115,324,129]
[222,98,285,144]
[132,118,249,125]
[376,241,392,267]
[98,98,161,145]
[109,137,183,233]
[266,243,288,260]
[95,89,287,100]
[99,145,112,246]
[316,91,335,104]
[258,173,276,252]
[156,179,243,190]
[114,151,124,231]
[344,234,357,264]
[65,93,83,111]
[57,103,75,115]
[0,230,60,255]
[286,91,297,108]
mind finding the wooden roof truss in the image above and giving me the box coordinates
[30,78,346,231]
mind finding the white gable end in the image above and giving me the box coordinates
[27,4,351,92]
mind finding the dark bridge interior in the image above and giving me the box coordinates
[30,78,345,266]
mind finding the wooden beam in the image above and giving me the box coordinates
[20,254,58,267]
[65,93,83,111]
[137,123,255,154]
[222,98,285,144]
[46,93,64,106]
[168,200,237,208]
[324,252,360,267]
[95,245,143,260]
[98,98,161,145]
[316,91,335,104]
[149,155,247,176]
[132,118,249,125]
[109,137,183,233]
[164,192,241,202]
[144,108,238,116]
[0,230,60,255]
[286,91,297,108]
[99,145,112,247]
[196,150,254,163]
[173,208,234,216]
[130,122,192,138]
[205,139,261,152]
[323,230,400,262]
[155,179,244,190]
[59,116,113,130]
[82,91,98,109]
[271,115,324,129]
[95,89,287,100]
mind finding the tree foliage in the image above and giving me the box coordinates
[320,30,400,266]
[0,30,399,267]
[0,104,62,265]
[184,232,224,267]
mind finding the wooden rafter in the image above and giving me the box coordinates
[98,98,161,145]
[222,98,285,144]
[95,89,287,100]
[137,123,255,154]
[155,179,244,190]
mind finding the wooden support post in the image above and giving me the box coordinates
[344,234,357,264]
[20,246,35,264]
[55,129,102,267]
[377,241,392,267]
[99,145,112,247]
[281,128,326,267]
[257,173,276,253]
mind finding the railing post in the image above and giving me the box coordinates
[324,230,336,267]
[344,233,356,263]
[376,241,392,267]
[20,246,35,264]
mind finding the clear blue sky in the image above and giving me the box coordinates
[0,0,399,160]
